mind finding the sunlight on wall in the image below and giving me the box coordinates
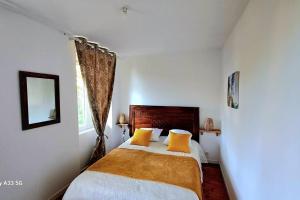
[130,91,143,104]
[106,105,113,129]
[129,69,144,105]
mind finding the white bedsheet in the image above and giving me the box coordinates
[120,136,208,167]
[63,137,207,200]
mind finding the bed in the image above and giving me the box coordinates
[63,105,206,200]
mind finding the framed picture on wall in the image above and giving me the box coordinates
[227,71,240,109]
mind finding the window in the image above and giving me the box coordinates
[76,60,94,133]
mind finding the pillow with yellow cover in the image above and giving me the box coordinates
[167,132,191,153]
[130,129,152,146]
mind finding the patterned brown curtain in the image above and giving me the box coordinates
[75,37,116,164]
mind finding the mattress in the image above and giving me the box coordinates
[63,137,207,200]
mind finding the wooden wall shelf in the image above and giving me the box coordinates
[116,123,129,127]
[199,128,221,136]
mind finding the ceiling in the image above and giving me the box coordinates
[1,0,249,56]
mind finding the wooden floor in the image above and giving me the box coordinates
[202,164,229,200]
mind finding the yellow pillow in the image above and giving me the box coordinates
[167,132,191,153]
[130,129,152,146]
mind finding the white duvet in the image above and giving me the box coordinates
[63,137,207,200]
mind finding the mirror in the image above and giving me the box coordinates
[19,71,60,130]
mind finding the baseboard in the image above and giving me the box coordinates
[80,164,90,173]
[48,183,69,200]
[219,160,237,200]
[48,166,89,200]
[207,159,219,164]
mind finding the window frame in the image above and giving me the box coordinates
[76,61,94,134]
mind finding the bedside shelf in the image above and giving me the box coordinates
[199,128,221,136]
[116,123,129,127]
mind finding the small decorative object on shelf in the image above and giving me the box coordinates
[204,118,214,131]
[199,128,221,136]
[118,113,127,124]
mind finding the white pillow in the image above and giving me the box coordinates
[140,128,163,142]
[163,129,192,145]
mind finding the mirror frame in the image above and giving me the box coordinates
[19,71,61,130]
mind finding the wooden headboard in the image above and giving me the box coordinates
[129,105,200,142]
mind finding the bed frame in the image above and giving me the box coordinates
[129,105,200,142]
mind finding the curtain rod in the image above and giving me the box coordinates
[66,33,117,56]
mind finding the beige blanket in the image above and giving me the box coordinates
[88,148,202,199]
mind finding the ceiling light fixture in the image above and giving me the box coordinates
[121,6,128,15]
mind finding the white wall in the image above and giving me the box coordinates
[0,7,80,200]
[220,0,300,199]
[0,7,123,199]
[200,133,220,163]
[117,50,222,147]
